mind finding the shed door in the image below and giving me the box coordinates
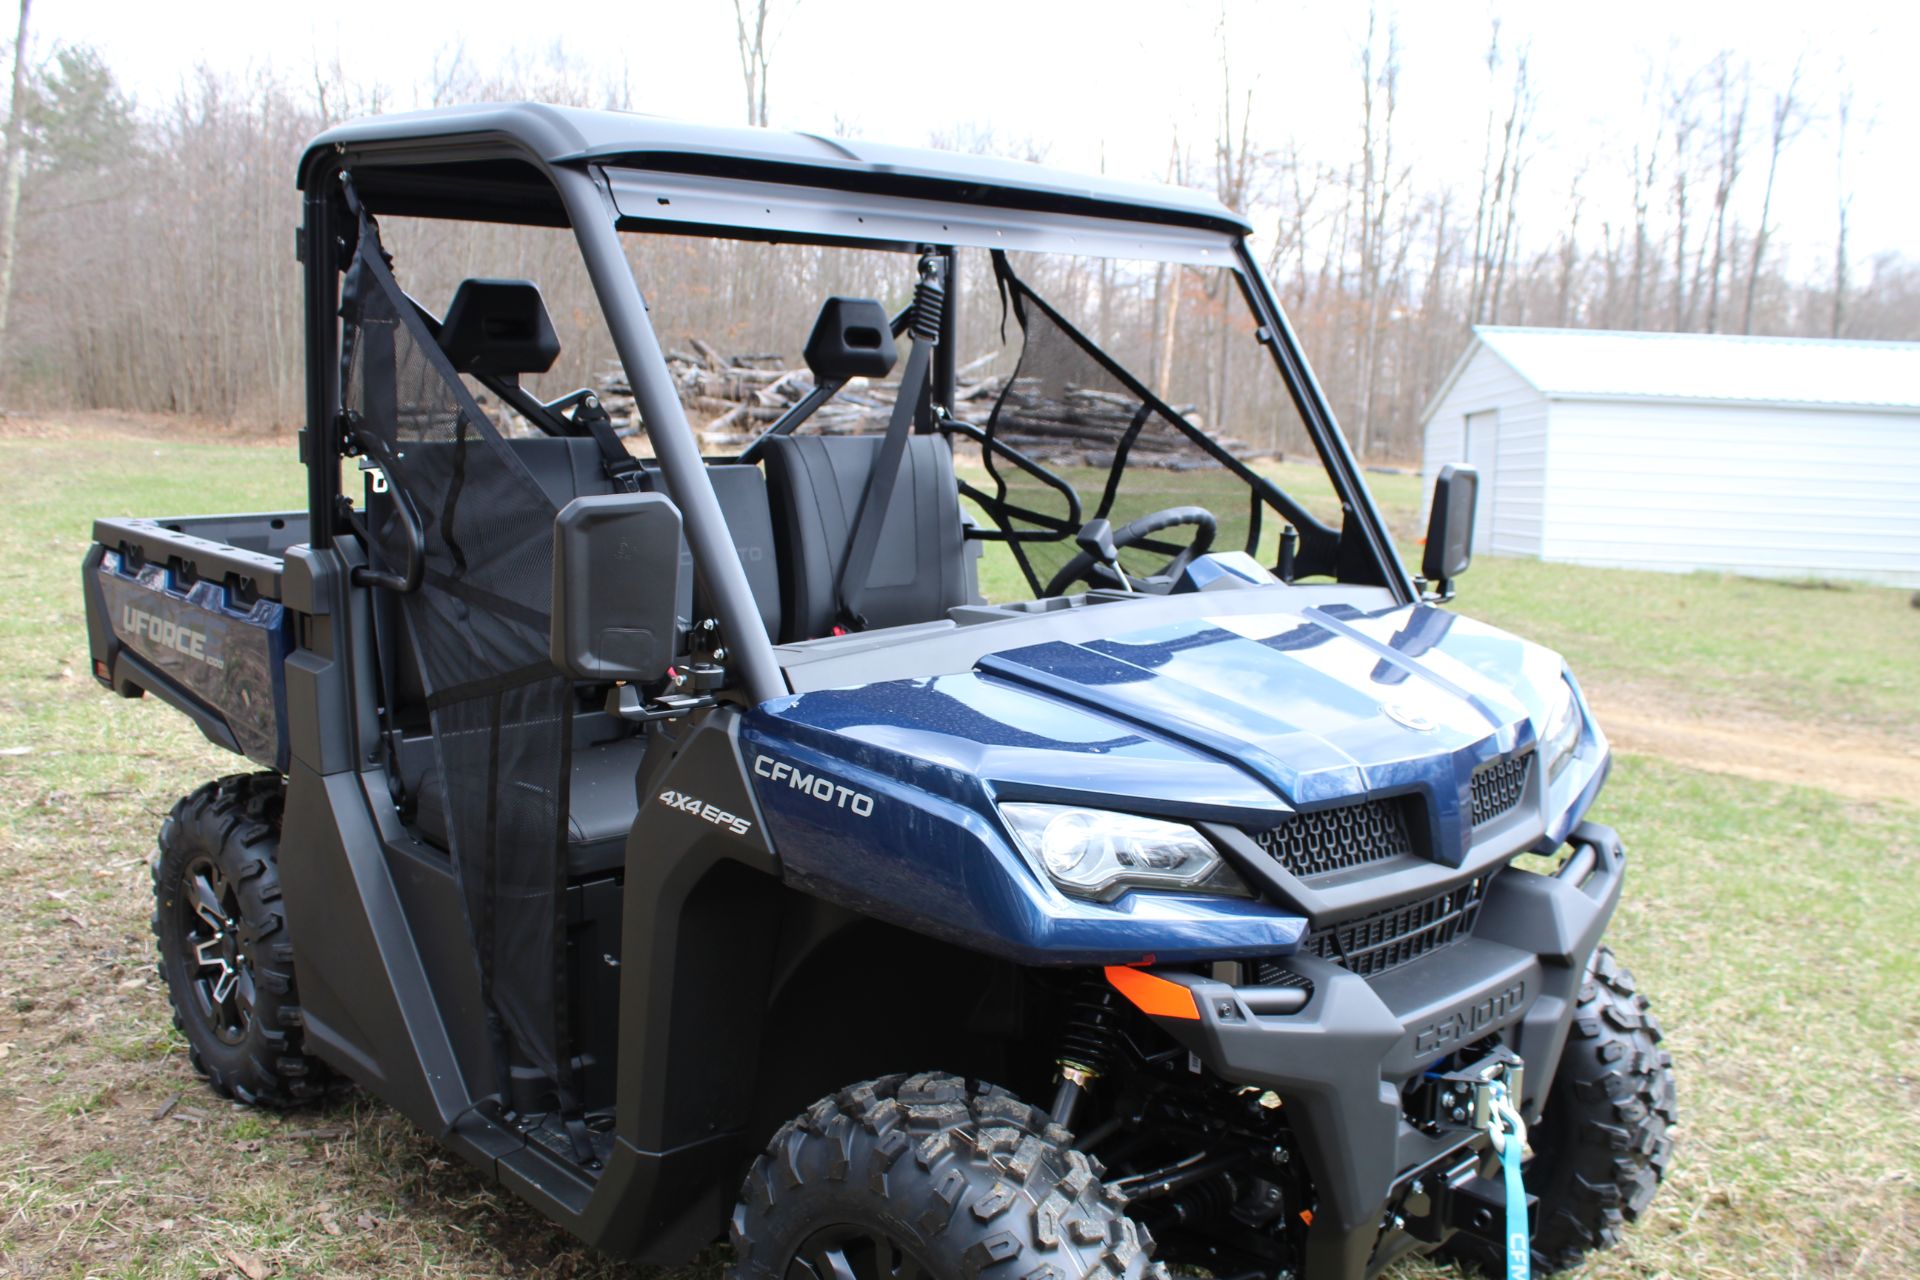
[1463,409,1499,554]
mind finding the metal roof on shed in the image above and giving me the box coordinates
[1470,325,1920,411]
[300,102,1249,233]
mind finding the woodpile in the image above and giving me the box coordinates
[593,339,894,451]
[595,339,1247,466]
[955,380,1250,469]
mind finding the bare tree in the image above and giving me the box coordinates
[1741,57,1802,333]
[1666,66,1703,329]
[0,0,32,387]
[1626,67,1663,328]
[1555,168,1584,326]
[731,0,795,128]
[1831,86,1853,338]
[1468,21,1533,326]
[1,33,1913,457]
[430,42,472,108]
[1701,54,1748,332]
[1352,6,1407,456]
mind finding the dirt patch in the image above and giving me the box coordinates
[1586,680,1920,804]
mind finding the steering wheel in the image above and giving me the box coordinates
[1043,506,1218,596]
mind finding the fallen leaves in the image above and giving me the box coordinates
[223,1246,271,1279]
[310,1203,379,1240]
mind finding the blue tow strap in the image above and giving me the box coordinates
[1486,1082,1530,1280]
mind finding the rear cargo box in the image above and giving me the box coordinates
[83,513,308,772]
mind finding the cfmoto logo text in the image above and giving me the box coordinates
[753,754,875,818]
[122,605,221,669]
[1411,980,1526,1055]
[656,790,752,837]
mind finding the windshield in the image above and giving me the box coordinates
[951,249,1346,598]
[617,238,1370,601]
[377,196,1393,604]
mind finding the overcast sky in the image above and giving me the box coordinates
[31,0,1919,269]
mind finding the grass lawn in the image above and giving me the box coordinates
[2,430,1916,1278]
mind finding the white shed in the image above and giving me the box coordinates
[1420,326,1920,588]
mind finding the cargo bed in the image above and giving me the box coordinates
[83,513,309,770]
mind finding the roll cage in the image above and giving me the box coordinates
[297,104,1414,707]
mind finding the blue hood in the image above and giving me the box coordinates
[739,595,1606,965]
[755,601,1579,867]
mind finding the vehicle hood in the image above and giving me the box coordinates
[751,600,1577,862]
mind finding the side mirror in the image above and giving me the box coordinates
[551,492,685,683]
[1422,463,1479,593]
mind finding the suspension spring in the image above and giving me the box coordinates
[1057,980,1123,1078]
[1049,978,1124,1130]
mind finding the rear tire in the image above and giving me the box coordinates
[1448,945,1676,1275]
[729,1072,1165,1280]
[152,773,332,1107]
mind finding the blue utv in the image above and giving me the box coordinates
[81,104,1674,1280]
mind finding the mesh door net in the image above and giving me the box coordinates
[339,198,578,1110]
[960,251,1338,595]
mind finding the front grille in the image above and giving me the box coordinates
[1253,797,1416,879]
[1250,960,1315,990]
[1302,876,1490,977]
[1471,752,1533,826]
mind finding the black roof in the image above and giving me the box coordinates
[299,102,1251,234]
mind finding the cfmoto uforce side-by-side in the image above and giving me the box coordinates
[84,105,1673,1280]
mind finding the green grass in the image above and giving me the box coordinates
[1455,558,1920,736]
[1,430,1916,1278]
[1580,759,1920,1275]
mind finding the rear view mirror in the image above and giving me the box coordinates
[1422,463,1479,593]
[551,492,685,683]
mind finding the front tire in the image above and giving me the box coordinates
[730,1072,1165,1280]
[152,773,332,1107]
[1449,945,1676,1275]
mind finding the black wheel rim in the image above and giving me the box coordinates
[179,856,255,1045]
[788,1224,932,1280]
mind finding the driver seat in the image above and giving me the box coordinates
[762,433,969,642]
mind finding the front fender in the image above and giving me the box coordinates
[739,723,1305,966]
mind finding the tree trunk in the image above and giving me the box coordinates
[0,0,34,391]
[1742,62,1800,334]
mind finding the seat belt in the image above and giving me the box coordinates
[835,341,930,631]
[836,259,943,631]
[576,398,645,494]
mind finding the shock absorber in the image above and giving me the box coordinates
[1050,977,1123,1130]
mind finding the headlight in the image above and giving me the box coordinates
[1000,803,1246,901]
[1542,677,1583,781]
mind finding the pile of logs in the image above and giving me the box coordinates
[595,338,1245,466]
[593,340,884,451]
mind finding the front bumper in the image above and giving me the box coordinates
[1140,821,1626,1280]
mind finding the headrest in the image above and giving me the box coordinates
[804,297,897,382]
[439,278,560,377]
